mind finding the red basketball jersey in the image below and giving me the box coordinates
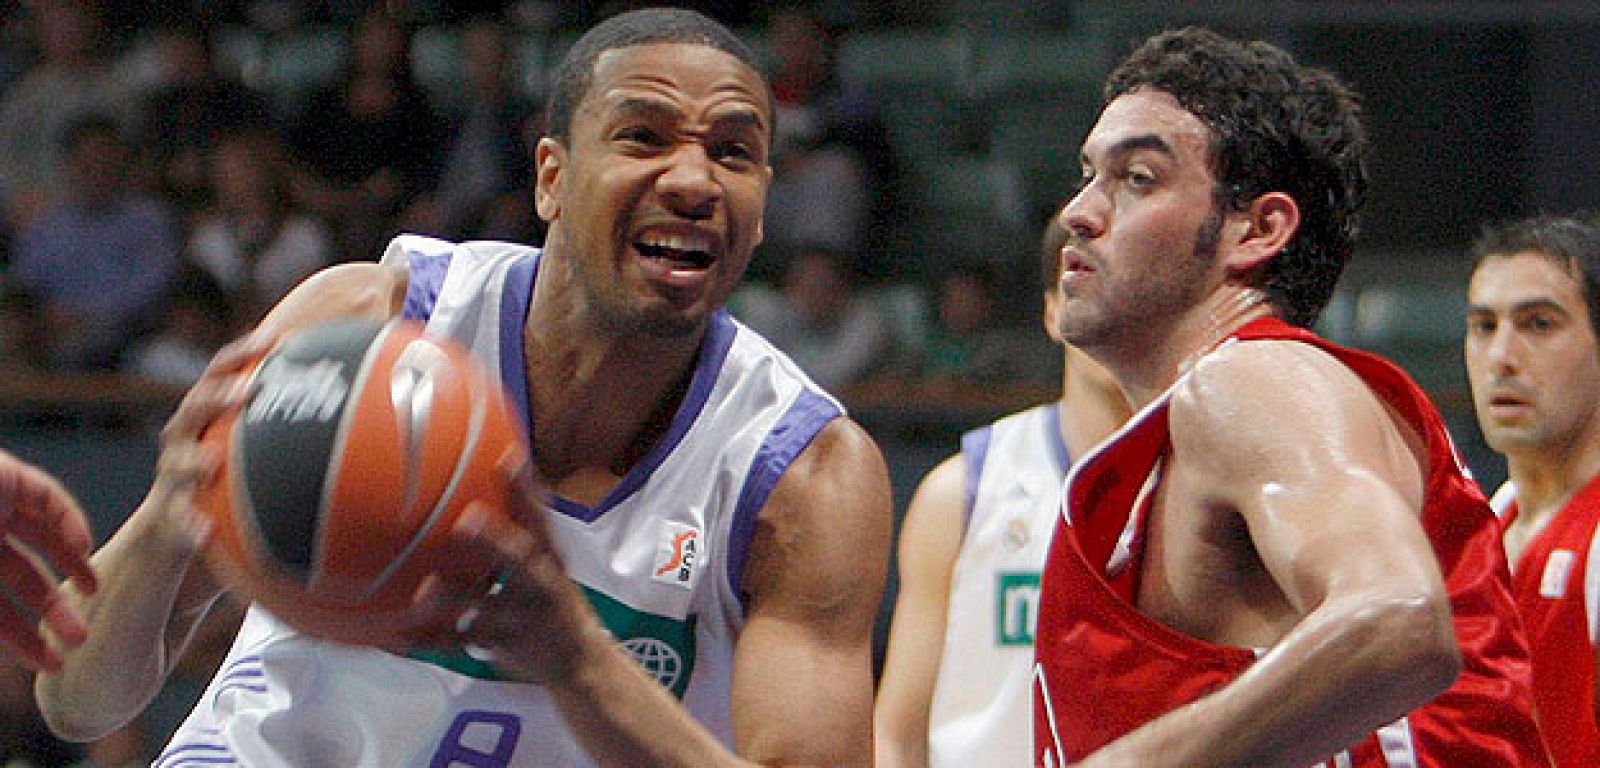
[1032,317,1549,767]
[1503,474,1600,768]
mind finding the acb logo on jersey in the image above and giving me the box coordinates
[997,571,1042,646]
[653,521,702,588]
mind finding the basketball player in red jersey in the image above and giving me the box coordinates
[1031,27,1550,767]
[0,449,96,672]
[1466,215,1600,768]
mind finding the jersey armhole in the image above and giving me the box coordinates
[959,426,993,540]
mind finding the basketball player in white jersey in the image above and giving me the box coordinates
[35,9,892,767]
[0,449,96,672]
[874,223,1129,767]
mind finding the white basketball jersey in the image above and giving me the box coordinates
[927,403,1067,768]
[158,235,844,768]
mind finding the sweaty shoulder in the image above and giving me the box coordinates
[1168,338,1411,476]
[256,260,408,339]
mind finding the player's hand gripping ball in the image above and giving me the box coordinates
[195,317,527,646]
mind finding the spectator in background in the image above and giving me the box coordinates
[0,0,137,230]
[0,283,47,373]
[735,243,891,392]
[894,259,1060,391]
[0,8,35,94]
[188,128,332,329]
[756,3,897,280]
[135,24,274,213]
[10,115,179,370]
[288,9,446,260]
[123,266,236,387]
[409,15,540,242]
[1464,214,1600,767]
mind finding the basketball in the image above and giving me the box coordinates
[194,316,527,646]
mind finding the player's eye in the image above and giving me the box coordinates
[1122,165,1156,189]
[1520,313,1557,333]
[710,140,757,163]
[616,126,667,147]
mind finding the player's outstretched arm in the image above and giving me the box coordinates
[35,334,260,741]
[1082,341,1459,768]
[0,450,97,672]
[874,455,967,768]
[451,416,892,767]
[36,261,410,741]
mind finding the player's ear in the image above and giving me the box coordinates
[534,138,565,223]
[1224,191,1299,272]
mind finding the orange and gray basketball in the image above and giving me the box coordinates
[196,317,526,646]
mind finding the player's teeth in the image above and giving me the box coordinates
[640,234,709,253]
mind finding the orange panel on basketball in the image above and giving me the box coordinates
[195,316,527,646]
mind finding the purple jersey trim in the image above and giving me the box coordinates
[153,735,237,767]
[154,657,260,766]
[958,403,1070,540]
[546,310,739,523]
[497,254,536,441]
[726,388,842,605]
[959,424,993,536]
[399,249,451,322]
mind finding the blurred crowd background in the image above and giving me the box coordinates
[2,1,1600,765]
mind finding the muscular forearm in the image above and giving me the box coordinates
[1089,593,1459,767]
[35,499,220,741]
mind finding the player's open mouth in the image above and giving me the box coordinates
[636,234,714,270]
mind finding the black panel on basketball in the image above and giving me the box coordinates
[237,316,386,578]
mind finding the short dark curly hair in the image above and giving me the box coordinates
[1470,214,1600,340]
[1105,27,1369,328]
[544,7,771,145]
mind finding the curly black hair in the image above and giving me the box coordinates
[544,7,771,145]
[1470,214,1600,339]
[1105,27,1369,327]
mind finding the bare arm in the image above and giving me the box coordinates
[35,336,255,740]
[455,417,893,766]
[874,455,966,768]
[1083,341,1459,768]
[35,262,408,740]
